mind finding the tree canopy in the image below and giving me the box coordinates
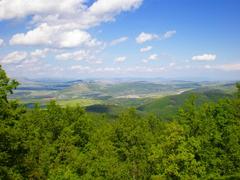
[0,66,240,179]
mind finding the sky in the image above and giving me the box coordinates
[0,0,240,80]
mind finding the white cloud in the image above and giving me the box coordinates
[192,54,217,61]
[88,0,143,26]
[142,59,148,63]
[30,48,49,59]
[110,36,128,46]
[148,54,158,60]
[1,0,147,77]
[194,63,240,72]
[1,48,54,66]
[1,49,52,65]
[217,64,240,71]
[205,64,240,71]
[125,66,165,73]
[15,59,42,71]
[94,60,103,64]
[142,54,158,63]
[102,67,119,72]
[169,62,176,67]
[0,0,84,20]
[140,46,152,52]
[0,51,28,64]
[12,59,65,77]
[56,50,92,61]
[115,56,126,63]
[204,65,211,69]
[30,0,143,30]
[163,30,176,39]
[70,65,165,74]
[136,30,176,44]
[0,38,4,46]
[10,23,57,45]
[7,0,143,48]
[10,23,101,48]
[136,32,159,44]
[71,65,90,71]
[89,0,142,14]
[57,29,94,48]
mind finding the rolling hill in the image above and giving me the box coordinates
[137,88,235,119]
[10,78,238,119]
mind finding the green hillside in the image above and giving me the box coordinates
[138,88,235,119]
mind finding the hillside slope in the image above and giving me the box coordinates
[137,88,234,119]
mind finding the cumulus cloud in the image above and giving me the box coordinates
[0,51,28,64]
[110,36,128,46]
[136,32,159,44]
[10,23,57,45]
[88,0,142,27]
[10,24,101,48]
[192,54,217,61]
[140,46,152,52]
[0,38,4,46]
[1,0,145,77]
[0,0,84,20]
[29,0,142,30]
[57,29,96,48]
[115,56,126,63]
[6,0,142,48]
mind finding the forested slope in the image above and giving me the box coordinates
[1,65,240,179]
[138,88,234,119]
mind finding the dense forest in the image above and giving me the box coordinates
[1,65,240,179]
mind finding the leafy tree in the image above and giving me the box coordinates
[0,65,240,179]
[0,65,19,119]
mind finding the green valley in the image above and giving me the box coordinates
[10,78,237,117]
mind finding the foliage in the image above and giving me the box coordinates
[1,66,240,179]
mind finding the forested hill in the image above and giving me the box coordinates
[1,65,240,179]
[137,88,235,119]
[83,87,235,119]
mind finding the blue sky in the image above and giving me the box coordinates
[0,0,240,80]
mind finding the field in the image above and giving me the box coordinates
[57,98,102,107]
